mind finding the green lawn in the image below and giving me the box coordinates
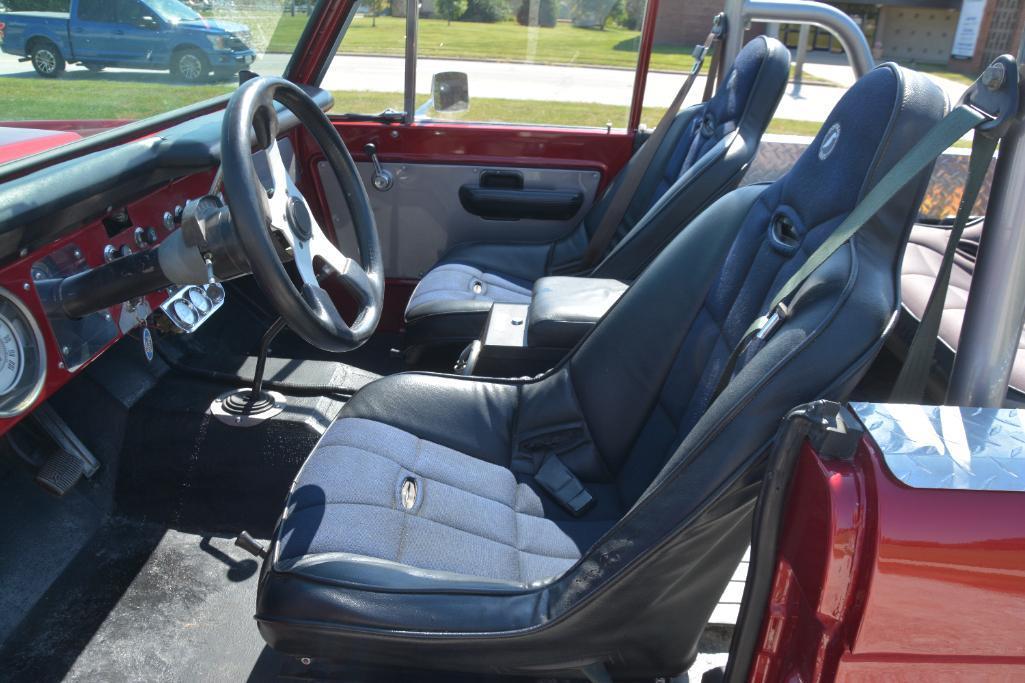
[895,60,976,87]
[2,74,969,148]
[0,75,234,120]
[270,14,700,73]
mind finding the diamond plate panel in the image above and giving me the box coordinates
[744,141,992,221]
[852,402,1025,492]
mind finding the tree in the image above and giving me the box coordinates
[515,0,556,28]
[461,0,508,23]
[436,0,468,25]
[570,0,622,30]
[364,0,389,27]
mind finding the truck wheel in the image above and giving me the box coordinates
[30,41,66,78]
[171,49,209,83]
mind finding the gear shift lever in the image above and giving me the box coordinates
[211,317,287,426]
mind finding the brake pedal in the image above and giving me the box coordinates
[36,449,85,496]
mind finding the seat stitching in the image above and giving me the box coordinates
[512,484,522,582]
[312,439,535,516]
[288,501,581,561]
[395,437,422,564]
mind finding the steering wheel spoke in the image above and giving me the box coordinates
[221,76,384,352]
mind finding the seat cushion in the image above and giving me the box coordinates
[899,221,1025,395]
[276,417,591,588]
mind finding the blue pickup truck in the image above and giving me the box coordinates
[0,0,255,82]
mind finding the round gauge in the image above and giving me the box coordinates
[171,299,199,328]
[0,289,46,418]
[204,283,225,305]
[186,287,212,314]
[0,316,25,396]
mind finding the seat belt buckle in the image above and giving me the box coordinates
[535,454,595,517]
[755,302,789,341]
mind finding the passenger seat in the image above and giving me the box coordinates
[895,218,1025,400]
[403,36,792,351]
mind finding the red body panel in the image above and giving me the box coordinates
[750,435,1025,682]
[0,127,82,165]
[319,121,634,192]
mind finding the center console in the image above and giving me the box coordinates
[456,277,627,377]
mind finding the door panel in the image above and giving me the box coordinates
[317,160,601,278]
[298,121,633,279]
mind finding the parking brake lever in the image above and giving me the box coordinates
[363,142,394,192]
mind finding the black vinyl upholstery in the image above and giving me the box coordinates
[256,65,946,678]
[403,36,792,349]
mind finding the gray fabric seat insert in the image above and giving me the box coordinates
[279,417,612,585]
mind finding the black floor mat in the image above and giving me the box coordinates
[0,521,539,682]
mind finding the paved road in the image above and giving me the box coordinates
[0,51,846,125]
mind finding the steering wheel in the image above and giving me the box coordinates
[220,77,384,353]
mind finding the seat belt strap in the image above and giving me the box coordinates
[579,14,726,269]
[890,130,999,402]
[711,103,992,399]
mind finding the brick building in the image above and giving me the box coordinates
[654,0,1025,72]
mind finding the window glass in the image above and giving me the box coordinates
[324,0,650,128]
[321,2,408,117]
[118,0,148,24]
[0,0,318,159]
[78,0,116,22]
[417,0,649,128]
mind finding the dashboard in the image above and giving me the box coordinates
[0,86,332,437]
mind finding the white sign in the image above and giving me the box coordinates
[952,0,986,58]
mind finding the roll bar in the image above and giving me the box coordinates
[948,39,1025,407]
[720,0,875,77]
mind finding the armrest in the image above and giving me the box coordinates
[527,277,627,349]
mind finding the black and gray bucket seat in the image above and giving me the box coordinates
[403,36,792,350]
[256,64,946,679]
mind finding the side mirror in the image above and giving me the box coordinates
[431,72,469,113]
[138,15,160,30]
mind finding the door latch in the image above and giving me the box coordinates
[363,142,394,192]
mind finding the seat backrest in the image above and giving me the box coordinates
[517,64,947,676]
[546,36,791,278]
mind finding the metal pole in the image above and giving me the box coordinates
[403,0,419,124]
[722,0,746,74]
[793,24,810,96]
[947,50,1025,407]
[720,0,874,77]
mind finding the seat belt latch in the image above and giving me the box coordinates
[755,302,789,341]
[536,454,595,516]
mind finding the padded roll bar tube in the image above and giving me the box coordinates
[721,0,874,78]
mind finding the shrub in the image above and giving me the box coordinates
[515,0,556,27]
[570,0,621,29]
[461,0,508,23]
[436,0,468,24]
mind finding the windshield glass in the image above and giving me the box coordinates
[147,0,202,24]
[0,0,319,164]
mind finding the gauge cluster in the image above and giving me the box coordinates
[158,283,226,334]
[0,289,47,418]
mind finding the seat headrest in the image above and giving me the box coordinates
[705,35,790,131]
[772,64,948,247]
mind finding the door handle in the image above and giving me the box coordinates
[363,143,394,192]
